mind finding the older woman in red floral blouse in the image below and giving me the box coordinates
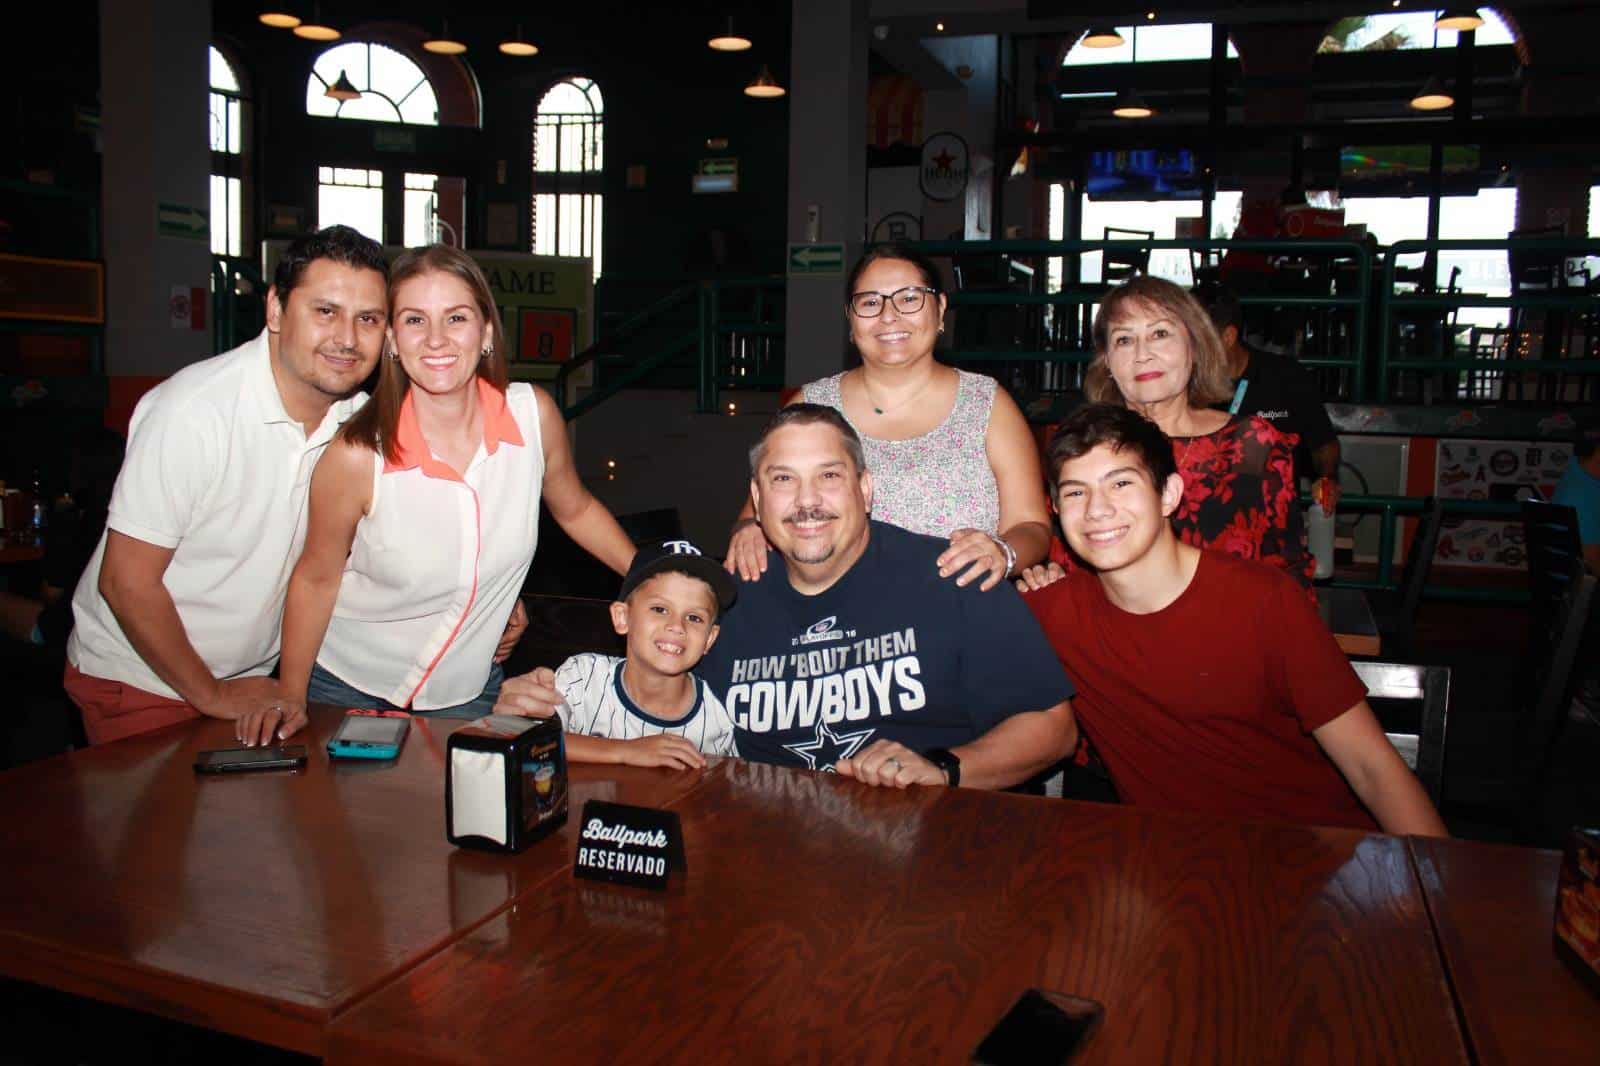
[1072,276,1312,589]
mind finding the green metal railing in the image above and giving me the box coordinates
[1323,493,1528,603]
[1376,237,1600,402]
[211,255,266,354]
[906,237,1372,399]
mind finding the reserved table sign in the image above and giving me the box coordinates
[573,800,685,891]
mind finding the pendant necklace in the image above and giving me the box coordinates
[861,368,937,416]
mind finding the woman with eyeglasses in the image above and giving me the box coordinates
[724,244,1052,591]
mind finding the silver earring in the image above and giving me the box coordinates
[937,324,945,334]
[386,349,398,360]
[480,344,494,360]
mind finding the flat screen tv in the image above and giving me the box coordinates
[1086,149,1204,201]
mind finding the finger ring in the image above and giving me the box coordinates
[886,757,901,771]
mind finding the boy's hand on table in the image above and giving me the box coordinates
[493,667,563,718]
[619,735,706,771]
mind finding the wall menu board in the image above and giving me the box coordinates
[1433,437,1572,570]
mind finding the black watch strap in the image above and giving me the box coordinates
[923,747,960,787]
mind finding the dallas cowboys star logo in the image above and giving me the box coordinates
[784,722,875,772]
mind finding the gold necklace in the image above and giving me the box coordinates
[860,367,938,417]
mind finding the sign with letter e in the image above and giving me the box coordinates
[573,800,685,891]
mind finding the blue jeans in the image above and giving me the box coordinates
[307,662,504,720]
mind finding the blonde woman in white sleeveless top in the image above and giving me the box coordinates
[249,245,634,741]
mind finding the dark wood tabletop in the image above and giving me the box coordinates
[327,760,1467,1065]
[0,706,714,1056]
[1317,585,1382,656]
[1409,836,1600,1065]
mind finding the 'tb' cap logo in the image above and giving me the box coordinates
[663,540,700,556]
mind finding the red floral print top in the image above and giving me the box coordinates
[1048,415,1312,591]
[1169,415,1312,590]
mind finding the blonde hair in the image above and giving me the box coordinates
[1083,276,1233,409]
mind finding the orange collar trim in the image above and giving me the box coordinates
[384,378,524,478]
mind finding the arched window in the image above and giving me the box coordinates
[209,45,248,257]
[1317,10,1514,53]
[532,77,604,278]
[1062,23,1237,66]
[305,42,439,125]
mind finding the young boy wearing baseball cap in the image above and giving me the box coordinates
[552,539,739,769]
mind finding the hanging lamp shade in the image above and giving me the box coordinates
[1409,75,1454,111]
[1435,8,1485,31]
[499,23,538,56]
[744,65,786,98]
[1081,26,1125,48]
[259,11,301,29]
[423,19,467,54]
[325,70,361,101]
[1111,87,1154,118]
[709,17,752,51]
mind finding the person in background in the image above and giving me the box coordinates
[725,243,1051,592]
[257,245,634,744]
[1553,414,1600,575]
[1203,285,1341,517]
[1076,275,1313,589]
[64,226,388,745]
[1020,403,1448,836]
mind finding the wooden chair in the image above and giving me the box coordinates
[1101,226,1152,284]
[1518,500,1598,842]
[1368,496,1445,659]
[1351,660,1451,807]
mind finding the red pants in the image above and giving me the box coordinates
[63,662,201,745]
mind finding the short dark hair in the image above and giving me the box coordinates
[1199,284,1243,333]
[749,403,866,476]
[1046,403,1178,489]
[272,225,387,308]
[846,242,945,303]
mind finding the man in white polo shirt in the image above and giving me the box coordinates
[65,226,389,744]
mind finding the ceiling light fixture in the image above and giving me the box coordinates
[708,16,752,51]
[1113,27,1155,118]
[292,3,338,40]
[1408,74,1454,110]
[744,64,786,99]
[259,11,301,29]
[1081,26,1125,48]
[1435,8,1485,31]
[499,23,538,56]
[324,70,361,101]
[423,18,467,55]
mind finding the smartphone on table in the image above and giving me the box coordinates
[194,745,309,774]
[973,989,1103,1066]
[327,709,411,760]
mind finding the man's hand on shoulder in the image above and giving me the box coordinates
[1014,561,1066,594]
[494,667,564,718]
[836,740,946,788]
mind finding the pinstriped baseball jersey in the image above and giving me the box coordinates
[553,653,737,756]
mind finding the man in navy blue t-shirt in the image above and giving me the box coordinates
[697,404,1076,789]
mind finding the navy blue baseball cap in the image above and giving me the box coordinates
[618,539,737,612]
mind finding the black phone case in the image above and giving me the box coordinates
[194,745,309,774]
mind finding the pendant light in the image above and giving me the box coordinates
[423,19,468,55]
[1435,8,1484,32]
[709,17,753,52]
[292,3,338,40]
[1112,27,1155,118]
[259,11,301,29]
[1409,75,1454,111]
[1081,26,1124,48]
[324,70,361,102]
[499,23,538,56]
[744,65,786,99]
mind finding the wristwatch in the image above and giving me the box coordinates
[922,747,961,787]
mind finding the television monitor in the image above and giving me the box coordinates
[1086,149,1204,201]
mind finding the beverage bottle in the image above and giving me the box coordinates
[1307,485,1335,581]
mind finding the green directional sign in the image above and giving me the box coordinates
[157,201,209,242]
[788,242,845,277]
[697,157,738,177]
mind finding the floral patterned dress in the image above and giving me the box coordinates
[1170,415,1313,590]
[1049,415,1312,591]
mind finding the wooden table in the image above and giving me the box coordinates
[327,760,1467,1065]
[1318,585,1382,656]
[1409,836,1600,1065]
[0,707,713,1057]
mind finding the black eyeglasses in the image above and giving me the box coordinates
[848,285,939,318]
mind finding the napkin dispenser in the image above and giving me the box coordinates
[1555,825,1600,996]
[446,715,568,853]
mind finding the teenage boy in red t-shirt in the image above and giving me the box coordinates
[1020,403,1447,836]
